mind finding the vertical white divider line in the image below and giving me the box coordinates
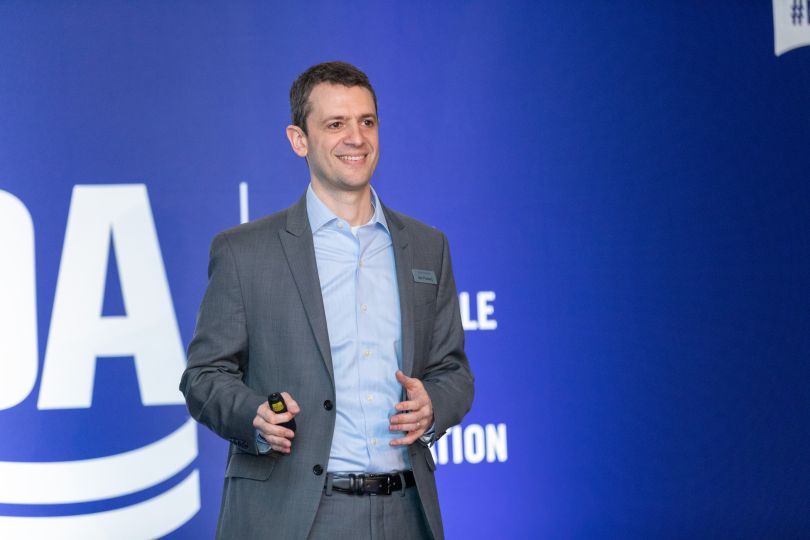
[239,182,249,224]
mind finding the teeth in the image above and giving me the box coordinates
[338,155,364,161]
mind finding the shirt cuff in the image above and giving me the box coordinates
[256,430,272,454]
[419,422,436,446]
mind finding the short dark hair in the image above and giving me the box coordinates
[290,61,377,134]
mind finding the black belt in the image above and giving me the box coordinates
[326,471,416,496]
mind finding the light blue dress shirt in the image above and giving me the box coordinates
[305,185,410,473]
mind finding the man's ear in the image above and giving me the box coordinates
[286,125,308,157]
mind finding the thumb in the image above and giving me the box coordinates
[395,370,414,388]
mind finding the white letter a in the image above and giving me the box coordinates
[39,185,185,409]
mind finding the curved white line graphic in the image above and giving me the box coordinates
[0,418,197,504]
[0,469,200,539]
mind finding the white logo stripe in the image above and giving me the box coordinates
[0,418,197,504]
[773,0,810,55]
[0,469,200,539]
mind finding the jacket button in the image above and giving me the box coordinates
[323,400,333,410]
[313,464,323,476]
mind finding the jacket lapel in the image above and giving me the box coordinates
[385,207,415,378]
[278,194,335,385]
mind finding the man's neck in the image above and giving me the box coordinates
[310,180,374,226]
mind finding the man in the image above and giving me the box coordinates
[180,61,474,540]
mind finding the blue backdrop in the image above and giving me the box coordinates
[1,1,809,538]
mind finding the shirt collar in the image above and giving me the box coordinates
[306,184,389,234]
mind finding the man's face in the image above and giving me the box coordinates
[290,83,379,193]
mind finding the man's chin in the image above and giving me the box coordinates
[335,173,374,190]
[313,176,373,194]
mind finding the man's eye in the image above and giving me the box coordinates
[328,122,343,129]
[362,119,375,127]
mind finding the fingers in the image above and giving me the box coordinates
[253,418,295,440]
[389,410,424,427]
[390,407,432,444]
[394,399,421,412]
[390,422,422,433]
[280,392,301,415]
[264,432,294,453]
[256,405,296,426]
[256,392,300,424]
[389,408,433,448]
[253,415,295,439]
[390,428,425,446]
[389,414,431,433]
[253,416,295,454]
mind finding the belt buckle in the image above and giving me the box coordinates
[364,474,392,496]
[378,474,392,495]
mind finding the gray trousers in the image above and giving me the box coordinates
[307,484,432,540]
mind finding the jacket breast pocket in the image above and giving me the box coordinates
[225,452,277,481]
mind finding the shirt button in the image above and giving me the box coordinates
[313,464,323,476]
[323,400,333,411]
[363,349,370,358]
[361,304,367,312]
[358,260,364,267]
[366,394,374,402]
[370,438,377,446]
[337,222,344,229]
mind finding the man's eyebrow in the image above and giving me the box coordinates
[322,113,377,123]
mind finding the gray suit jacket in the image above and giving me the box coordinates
[180,192,474,540]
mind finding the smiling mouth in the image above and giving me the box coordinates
[337,154,366,162]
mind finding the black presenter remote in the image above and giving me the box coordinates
[268,393,296,432]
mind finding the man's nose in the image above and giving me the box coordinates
[342,122,363,146]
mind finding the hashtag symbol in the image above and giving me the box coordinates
[792,0,802,24]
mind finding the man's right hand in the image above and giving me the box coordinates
[252,392,300,454]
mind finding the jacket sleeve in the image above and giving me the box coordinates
[421,233,475,441]
[179,233,267,455]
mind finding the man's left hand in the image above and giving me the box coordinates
[389,370,433,446]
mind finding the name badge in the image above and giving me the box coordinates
[412,269,437,284]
